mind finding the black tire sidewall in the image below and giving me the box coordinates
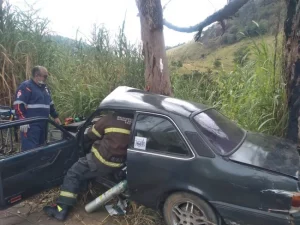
[163,192,218,225]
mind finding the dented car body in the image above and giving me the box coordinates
[1,86,300,225]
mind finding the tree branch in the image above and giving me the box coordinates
[162,0,173,11]
[163,0,249,41]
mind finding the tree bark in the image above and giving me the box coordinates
[0,0,3,32]
[136,0,172,96]
[285,0,300,143]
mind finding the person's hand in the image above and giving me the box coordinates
[54,118,61,125]
[20,124,30,133]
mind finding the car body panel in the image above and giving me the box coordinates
[230,132,300,179]
[212,201,292,225]
[127,148,298,225]
[99,86,208,117]
[292,212,300,225]
[0,117,78,209]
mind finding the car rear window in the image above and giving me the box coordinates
[193,109,245,155]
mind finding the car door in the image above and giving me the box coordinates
[0,117,78,209]
[126,112,195,208]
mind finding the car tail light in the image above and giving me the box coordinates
[292,193,300,207]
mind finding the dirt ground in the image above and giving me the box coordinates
[0,203,114,225]
[0,187,164,225]
[0,186,118,225]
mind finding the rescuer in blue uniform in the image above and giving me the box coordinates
[13,66,61,151]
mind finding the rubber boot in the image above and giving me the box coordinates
[43,204,70,221]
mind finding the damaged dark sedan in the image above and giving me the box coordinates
[1,86,300,225]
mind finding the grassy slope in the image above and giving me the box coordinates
[167,35,274,74]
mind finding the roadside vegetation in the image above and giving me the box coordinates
[0,0,287,137]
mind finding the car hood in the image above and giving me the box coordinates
[229,132,300,178]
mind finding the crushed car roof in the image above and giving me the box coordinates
[99,86,209,117]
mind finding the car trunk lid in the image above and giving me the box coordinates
[229,132,300,179]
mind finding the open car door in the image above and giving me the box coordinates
[0,117,78,209]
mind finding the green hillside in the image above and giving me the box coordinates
[166,0,284,74]
[167,35,275,73]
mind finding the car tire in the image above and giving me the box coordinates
[163,192,219,225]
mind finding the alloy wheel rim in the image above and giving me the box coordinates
[171,201,210,225]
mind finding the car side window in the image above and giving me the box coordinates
[132,114,190,156]
[0,120,64,158]
[47,123,64,143]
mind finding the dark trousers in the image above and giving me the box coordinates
[21,123,46,151]
[57,153,118,206]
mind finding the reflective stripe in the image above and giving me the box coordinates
[92,125,101,138]
[104,128,130,135]
[13,100,27,106]
[16,103,25,119]
[27,104,50,109]
[91,147,123,168]
[57,205,63,212]
[60,191,77,198]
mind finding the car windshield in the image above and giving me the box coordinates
[193,109,245,155]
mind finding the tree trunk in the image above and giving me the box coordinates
[285,0,300,143]
[0,0,3,32]
[136,0,172,96]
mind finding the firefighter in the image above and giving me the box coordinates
[13,66,61,151]
[43,111,133,221]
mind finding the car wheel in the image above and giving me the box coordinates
[163,192,219,225]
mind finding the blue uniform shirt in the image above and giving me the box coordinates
[13,79,58,119]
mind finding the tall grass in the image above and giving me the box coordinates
[0,2,56,105]
[0,3,144,117]
[173,36,287,137]
[49,24,144,117]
